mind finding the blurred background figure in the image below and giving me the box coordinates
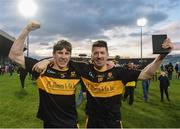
[166,62,174,80]
[8,63,14,76]
[175,62,180,79]
[152,70,159,81]
[17,67,28,88]
[123,81,136,105]
[160,64,165,71]
[142,79,150,102]
[178,62,180,79]
[158,71,170,102]
[123,62,136,105]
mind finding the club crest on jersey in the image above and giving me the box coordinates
[60,73,66,78]
[107,72,113,80]
[70,71,76,78]
[97,75,104,82]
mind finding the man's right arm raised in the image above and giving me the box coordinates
[8,20,40,69]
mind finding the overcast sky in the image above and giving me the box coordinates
[0,0,180,59]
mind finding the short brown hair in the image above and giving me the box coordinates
[92,40,108,52]
[53,40,72,53]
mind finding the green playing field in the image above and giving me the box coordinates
[0,73,180,128]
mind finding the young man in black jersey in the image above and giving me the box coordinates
[82,40,173,128]
[79,41,140,128]
[8,21,81,128]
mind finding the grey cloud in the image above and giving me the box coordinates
[30,0,170,40]
[47,46,53,50]
[0,0,175,42]
[129,31,151,37]
[146,12,168,26]
[29,53,47,60]
[129,32,140,37]
[160,0,180,9]
[39,42,49,46]
[108,46,119,51]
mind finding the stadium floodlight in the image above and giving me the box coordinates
[18,0,37,18]
[137,18,147,64]
[18,0,38,57]
[137,18,147,27]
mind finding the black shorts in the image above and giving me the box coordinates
[43,121,79,128]
[86,116,123,128]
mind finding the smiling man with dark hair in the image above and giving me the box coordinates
[8,21,81,128]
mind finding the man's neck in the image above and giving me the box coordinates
[53,65,68,71]
[94,65,107,72]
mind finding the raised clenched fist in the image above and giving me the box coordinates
[26,20,40,32]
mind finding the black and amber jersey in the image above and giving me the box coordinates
[73,63,141,120]
[126,81,136,87]
[25,57,81,127]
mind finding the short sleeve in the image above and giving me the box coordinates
[116,67,141,85]
[25,57,40,79]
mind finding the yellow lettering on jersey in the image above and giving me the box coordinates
[126,81,136,87]
[36,76,80,95]
[82,77,124,97]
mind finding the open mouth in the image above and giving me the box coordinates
[59,59,67,64]
[96,59,104,63]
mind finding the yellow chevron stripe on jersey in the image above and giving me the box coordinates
[126,81,136,87]
[82,77,124,97]
[36,76,80,95]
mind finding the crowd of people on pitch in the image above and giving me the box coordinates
[160,62,180,80]
[121,61,180,103]
[0,63,15,76]
[121,61,172,103]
